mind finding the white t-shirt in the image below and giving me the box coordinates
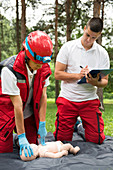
[56,37,110,102]
[1,65,50,119]
[1,65,50,95]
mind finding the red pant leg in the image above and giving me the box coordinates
[79,99,105,144]
[54,98,105,144]
[0,131,13,153]
[53,97,78,141]
[24,114,38,144]
[0,115,37,153]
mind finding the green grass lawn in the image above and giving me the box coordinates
[46,99,57,133]
[102,99,113,136]
[46,98,113,136]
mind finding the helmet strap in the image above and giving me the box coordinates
[25,53,30,64]
[34,52,37,60]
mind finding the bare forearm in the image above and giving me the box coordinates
[55,61,85,81]
[86,74,108,88]
[54,62,88,81]
[14,106,25,135]
[39,88,47,122]
[54,71,82,81]
[95,78,108,88]
[10,95,25,135]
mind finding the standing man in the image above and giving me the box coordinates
[0,30,53,157]
[53,17,110,144]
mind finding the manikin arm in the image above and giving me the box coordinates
[60,143,80,155]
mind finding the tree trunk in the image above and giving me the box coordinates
[93,0,101,17]
[97,0,104,45]
[65,0,71,41]
[0,15,3,61]
[93,0,105,111]
[21,0,26,43]
[97,87,104,111]
[0,15,1,61]
[0,41,1,62]
[55,0,59,102]
[16,0,20,52]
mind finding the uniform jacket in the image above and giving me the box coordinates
[0,51,52,141]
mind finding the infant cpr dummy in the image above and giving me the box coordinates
[20,141,80,161]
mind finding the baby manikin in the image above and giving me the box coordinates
[20,141,80,161]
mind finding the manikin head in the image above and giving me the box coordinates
[20,144,39,161]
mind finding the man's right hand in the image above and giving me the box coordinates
[18,133,33,157]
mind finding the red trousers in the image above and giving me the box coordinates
[53,97,105,144]
[0,114,37,153]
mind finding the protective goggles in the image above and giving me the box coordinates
[25,37,52,63]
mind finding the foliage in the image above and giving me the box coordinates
[47,62,56,98]
[104,47,113,93]
[102,22,113,47]
[0,0,113,137]
[0,0,113,95]
[27,0,38,9]
[0,15,17,60]
[107,47,113,61]
[103,92,113,99]
[31,0,92,45]
[104,73,113,93]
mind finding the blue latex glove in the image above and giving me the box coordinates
[18,133,33,157]
[38,121,47,146]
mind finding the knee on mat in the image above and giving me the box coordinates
[53,131,73,141]
[85,132,105,144]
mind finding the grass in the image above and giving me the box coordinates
[46,98,113,136]
[102,99,113,136]
[46,98,57,133]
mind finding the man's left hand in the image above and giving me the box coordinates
[86,73,100,86]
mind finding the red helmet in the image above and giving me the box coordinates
[23,30,53,64]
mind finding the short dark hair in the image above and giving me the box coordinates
[86,17,103,33]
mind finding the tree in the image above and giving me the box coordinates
[16,0,20,52]
[0,0,113,99]
[93,0,105,111]
[54,0,60,101]
[21,0,26,43]
[65,0,71,41]
[0,42,1,61]
[0,14,3,62]
[65,0,78,41]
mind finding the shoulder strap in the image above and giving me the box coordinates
[7,65,26,81]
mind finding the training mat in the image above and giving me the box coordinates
[0,132,113,170]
